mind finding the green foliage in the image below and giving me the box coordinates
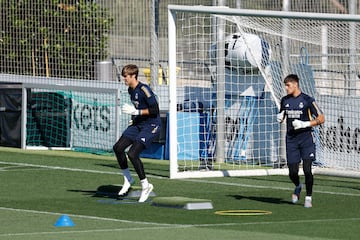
[0,0,113,79]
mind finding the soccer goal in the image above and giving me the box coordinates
[7,75,130,153]
[168,5,360,179]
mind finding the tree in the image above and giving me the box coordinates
[0,0,113,80]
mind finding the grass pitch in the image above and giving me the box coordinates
[0,147,359,240]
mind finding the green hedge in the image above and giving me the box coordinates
[0,0,113,80]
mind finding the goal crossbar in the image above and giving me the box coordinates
[168,5,360,22]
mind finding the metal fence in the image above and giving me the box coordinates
[99,0,359,83]
[1,0,358,83]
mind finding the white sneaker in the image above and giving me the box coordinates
[292,193,299,204]
[291,184,302,204]
[304,196,312,208]
[118,179,135,196]
[138,183,154,202]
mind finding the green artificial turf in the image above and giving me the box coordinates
[0,146,359,240]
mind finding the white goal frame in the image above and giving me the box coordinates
[168,5,360,179]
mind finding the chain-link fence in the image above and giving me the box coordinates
[1,0,358,83]
[106,0,359,84]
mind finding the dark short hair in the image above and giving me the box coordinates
[121,64,138,79]
[283,74,299,84]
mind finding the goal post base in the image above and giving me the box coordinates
[314,168,360,179]
[170,168,290,179]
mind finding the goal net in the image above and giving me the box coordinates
[18,78,130,153]
[168,5,360,178]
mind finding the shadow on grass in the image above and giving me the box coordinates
[230,194,293,205]
[68,189,99,196]
[68,185,123,199]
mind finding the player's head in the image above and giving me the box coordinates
[121,64,138,80]
[283,74,300,96]
[284,74,299,84]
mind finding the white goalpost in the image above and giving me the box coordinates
[168,5,360,179]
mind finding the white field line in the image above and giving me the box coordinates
[0,206,175,226]
[0,161,359,197]
[0,206,360,237]
[0,161,122,175]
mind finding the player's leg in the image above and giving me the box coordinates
[127,141,146,180]
[286,136,302,204]
[113,135,135,195]
[302,159,314,196]
[299,131,316,207]
[288,162,302,203]
[302,159,313,208]
[113,135,132,169]
[298,131,316,207]
[288,162,300,186]
[131,123,161,202]
[127,141,154,202]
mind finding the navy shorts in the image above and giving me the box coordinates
[122,122,161,148]
[286,131,316,164]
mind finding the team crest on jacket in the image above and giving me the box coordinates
[299,102,304,108]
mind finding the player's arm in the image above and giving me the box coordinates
[309,101,325,127]
[122,85,159,116]
[309,113,325,127]
[276,99,285,123]
[292,101,325,129]
[138,85,160,116]
[137,101,159,116]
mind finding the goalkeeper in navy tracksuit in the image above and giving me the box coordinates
[277,74,325,208]
[113,64,161,202]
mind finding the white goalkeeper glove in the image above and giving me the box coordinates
[276,111,285,123]
[292,119,311,130]
[122,103,140,115]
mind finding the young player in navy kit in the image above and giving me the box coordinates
[113,64,161,202]
[277,74,325,208]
